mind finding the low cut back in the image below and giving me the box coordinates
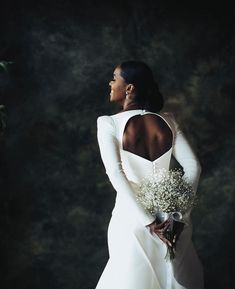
[116,109,174,184]
[121,110,173,162]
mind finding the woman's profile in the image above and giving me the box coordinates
[95,61,204,289]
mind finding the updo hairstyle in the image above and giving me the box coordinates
[119,61,164,113]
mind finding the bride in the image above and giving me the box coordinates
[95,61,204,289]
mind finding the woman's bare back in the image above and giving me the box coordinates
[122,114,173,162]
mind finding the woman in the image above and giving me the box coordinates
[95,61,204,289]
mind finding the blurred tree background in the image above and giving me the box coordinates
[1,0,234,288]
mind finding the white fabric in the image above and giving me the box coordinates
[95,109,204,289]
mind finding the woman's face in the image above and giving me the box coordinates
[109,66,127,103]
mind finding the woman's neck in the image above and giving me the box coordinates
[122,101,144,112]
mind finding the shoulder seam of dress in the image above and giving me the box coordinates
[97,115,112,125]
[97,115,117,137]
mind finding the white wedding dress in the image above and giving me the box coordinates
[95,109,204,289]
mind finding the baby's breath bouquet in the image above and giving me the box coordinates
[136,168,197,261]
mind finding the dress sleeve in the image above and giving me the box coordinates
[97,115,156,227]
[166,112,202,194]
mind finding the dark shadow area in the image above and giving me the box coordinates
[1,1,234,288]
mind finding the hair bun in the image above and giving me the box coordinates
[145,81,164,112]
[119,61,164,112]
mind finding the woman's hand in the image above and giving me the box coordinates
[146,219,173,247]
[146,218,185,247]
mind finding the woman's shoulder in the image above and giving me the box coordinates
[96,114,116,133]
[96,110,139,136]
[160,111,181,133]
[160,110,178,119]
[160,110,176,118]
[97,109,134,125]
[97,114,111,121]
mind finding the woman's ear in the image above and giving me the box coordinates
[126,84,135,94]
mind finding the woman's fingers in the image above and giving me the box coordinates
[149,219,183,248]
[157,234,172,247]
[155,228,164,233]
[155,220,170,230]
[149,222,173,248]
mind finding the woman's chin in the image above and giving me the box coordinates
[109,95,123,104]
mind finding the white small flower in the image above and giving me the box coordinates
[136,168,196,216]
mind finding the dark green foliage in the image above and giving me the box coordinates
[1,1,234,289]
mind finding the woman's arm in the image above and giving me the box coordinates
[168,112,202,194]
[97,115,156,227]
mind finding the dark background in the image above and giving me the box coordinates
[1,0,235,288]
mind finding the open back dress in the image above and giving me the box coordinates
[95,109,204,289]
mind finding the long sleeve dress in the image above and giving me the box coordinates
[95,109,204,289]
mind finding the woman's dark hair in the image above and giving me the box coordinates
[119,61,164,112]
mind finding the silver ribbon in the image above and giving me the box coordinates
[155,211,184,223]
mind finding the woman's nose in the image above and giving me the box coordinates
[109,81,112,86]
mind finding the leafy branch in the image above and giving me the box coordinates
[0,61,14,72]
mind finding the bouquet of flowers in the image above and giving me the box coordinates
[136,168,197,261]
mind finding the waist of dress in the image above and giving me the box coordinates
[110,181,140,216]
